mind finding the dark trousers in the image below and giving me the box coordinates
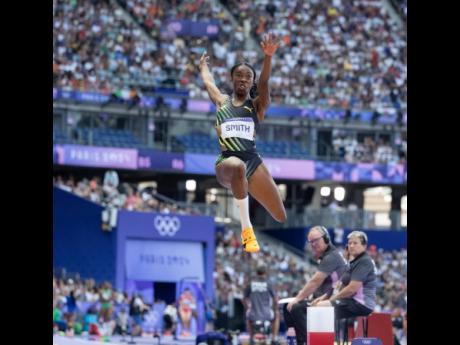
[283,300,309,345]
[283,299,373,345]
[330,298,373,320]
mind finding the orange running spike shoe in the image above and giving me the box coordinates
[241,227,260,253]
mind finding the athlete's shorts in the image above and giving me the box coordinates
[215,150,263,180]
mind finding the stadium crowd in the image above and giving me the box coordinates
[332,131,407,164]
[53,271,166,337]
[53,173,196,215]
[389,0,406,21]
[53,0,406,122]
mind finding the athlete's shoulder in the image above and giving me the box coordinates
[217,95,231,110]
[242,99,256,115]
[245,98,256,108]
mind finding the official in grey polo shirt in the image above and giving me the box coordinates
[314,230,377,320]
[244,264,279,343]
[284,226,348,345]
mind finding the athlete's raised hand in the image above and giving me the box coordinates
[199,51,210,71]
[260,32,281,57]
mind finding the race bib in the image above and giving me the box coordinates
[220,118,255,141]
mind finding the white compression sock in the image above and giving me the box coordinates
[234,196,252,230]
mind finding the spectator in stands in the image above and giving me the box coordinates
[103,171,119,198]
[85,306,100,335]
[124,187,139,210]
[243,264,279,345]
[362,137,376,163]
[163,302,178,336]
[63,312,77,336]
[284,226,348,345]
[53,300,66,332]
[114,289,128,305]
[99,282,114,324]
[66,284,78,315]
[353,142,366,163]
[312,231,377,322]
[199,33,287,253]
[75,179,90,199]
[127,87,142,109]
[85,284,100,303]
[204,299,216,332]
[60,175,75,192]
[114,307,129,336]
[129,293,149,336]
[88,178,102,203]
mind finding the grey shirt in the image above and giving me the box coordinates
[314,245,348,298]
[340,252,377,310]
[244,278,275,321]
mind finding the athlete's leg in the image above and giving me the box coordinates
[215,156,248,198]
[248,163,287,223]
[216,157,259,252]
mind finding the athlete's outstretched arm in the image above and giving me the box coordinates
[199,51,228,107]
[255,33,281,122]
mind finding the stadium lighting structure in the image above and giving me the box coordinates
[185,179,196,192]
[320,186,331,197]
[334,187,345,201]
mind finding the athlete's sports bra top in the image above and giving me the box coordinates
[215,97,259,153]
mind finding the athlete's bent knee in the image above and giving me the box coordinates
[232,162,246,181]
[274,208,287,223]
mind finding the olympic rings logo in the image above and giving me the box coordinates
[154,215,181,236]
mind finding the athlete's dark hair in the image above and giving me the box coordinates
[230,62,258,98]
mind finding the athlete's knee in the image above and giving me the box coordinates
[274,208,287,223]
[215,169,230,189]
[231,162,247,181]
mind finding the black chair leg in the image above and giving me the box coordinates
[339,319,346,345]
[335,318,339,345]
[360,317,367,338]
[344,318,348,344]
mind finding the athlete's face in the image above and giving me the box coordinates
[231,65,254,97]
